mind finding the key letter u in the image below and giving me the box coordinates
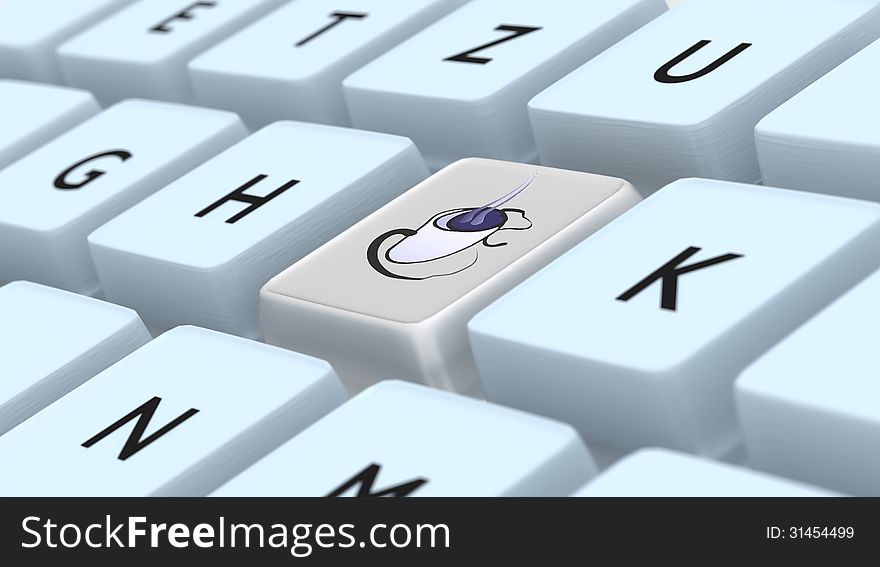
[654,39,752,84]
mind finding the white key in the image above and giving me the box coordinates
[344,0,666,171]
[0,326,346,496]
[573,449,836,497]
[214,380,596,497]
[529,0,880,193]
[469,178,880,457]
[57,0,290,104]
[0,80,99,170]
[0,100,246,295]
[756,38,880,201]
[190,0,469,129]
[0,0,130,83]
[88,122,428,338]
[0,281,150,437]
[261,158,640,393]
[736,268,880,496]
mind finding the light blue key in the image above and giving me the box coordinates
[344,0,666,171]
[0,80,99,170]
[57,0,290,104]
[0,100,246,295]
[0,326,346,496]
[0,281,150,436]
[529,0,880,193]
[190,0,469,129]
[0,0,130,83]
[469,178,880,457]
[573,449,837,497]
[214,380,596,496]
[737,267,880,496]
[88,121,428,338]
[757,38,880,201]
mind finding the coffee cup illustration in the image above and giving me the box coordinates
[367,172,537,280]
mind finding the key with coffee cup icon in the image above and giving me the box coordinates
[261,158,641,394]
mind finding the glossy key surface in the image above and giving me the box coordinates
[470,178,880,456]
[262,158,640,392]
[58,0,290,104]
[345,0,666,170]
[737,266,880,496]
[529,0,880,192]
[89,121,428,338]
[215,380,597,497]
[190,0,469,128]
[0,281,150,436]
[0,326,346,496]
[0,80,99,170]
[0,99,245,294]
[574,448,836,497]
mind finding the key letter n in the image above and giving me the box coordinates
[326,463,428,497]
[81,397,199,461]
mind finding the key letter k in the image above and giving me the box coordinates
[616,246,743,311]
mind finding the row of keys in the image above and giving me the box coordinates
[6,77,880,493]
[342,0,667,170]
[58,0,292,104]
[1,0,666,171]
[6,76,880,495]
[5,0,880,191]
[0,93,247,296]
[0,283,591,496]
[266,170,880,462]
[0,83,429,337]
[190,0,472,128]
[89,120,428,338]
[4,1,874,488]
[0,281,835,496]
[0,81,636,346]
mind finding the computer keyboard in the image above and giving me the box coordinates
[1,0,879,497]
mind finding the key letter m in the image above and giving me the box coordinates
[81,397,199,461]
[326,464,428,497]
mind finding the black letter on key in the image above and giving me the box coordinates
[54,150,133,190]
[445,25,542,65]
[295,11,368,47]
[326,464,428,497]
[195,175,299,224]
[150,1,217,33]
[82,397,199,461]
[617,247,743,311]
[654,40,752,84]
